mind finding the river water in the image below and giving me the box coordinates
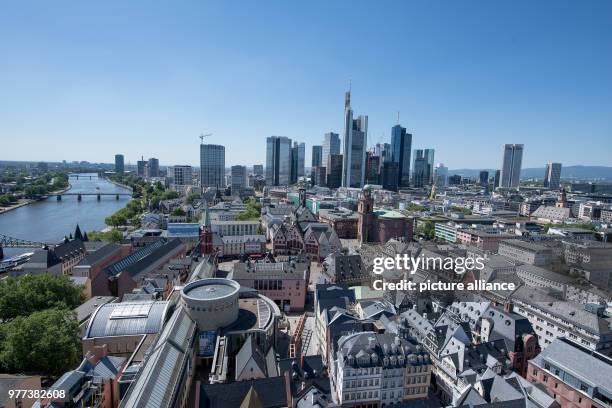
[0,173,131,257]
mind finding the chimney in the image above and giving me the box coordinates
[504,301,514,313]
[300,354,305,369]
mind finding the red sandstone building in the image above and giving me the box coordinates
[317,208,358,238]
[357,187,414,243]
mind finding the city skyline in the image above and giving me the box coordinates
[1,1,611,168]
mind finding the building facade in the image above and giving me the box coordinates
[170,165,193,188]
[266,136,292,186]
[200,144,225,189]
[391,124,412,188]
[544,162,562,189]
[230,165,247,195]
[342,90,367,188]
[115,154,124,174]
[312,145,323,167]
[500,144,524,188]
[322,132,341,175]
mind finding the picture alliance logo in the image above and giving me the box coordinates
[372,254,486,276]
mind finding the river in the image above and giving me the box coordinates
[0,173,131,258]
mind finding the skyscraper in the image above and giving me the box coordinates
[169,165,192,187]
[253,165,264,177]
[390,124,412,188]
[311,166,327,187]
[434,163,448,187]
[479,170,489,187]
[543,162,562,189]
[381,162,399,192]
[266,136,292,186]
[290,143,298,184]
[424,149,435,185]
[200,144,225,189]
[500,144,524,188]
[114,154,124,174]
[297,142,305,178]
[137,157,147,177]
[312,145,323,167]
[494,170,501,188]
[375,143,392,163]
[322,132,340,172]
[366,152,380,185]
[147,158,159,178]
[231,165,247,195]
[412,152,426,188]
[326,154,343,189]
[341,90,367,188]
[412,149,434,187]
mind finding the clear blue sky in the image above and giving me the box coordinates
[1,0,610,169]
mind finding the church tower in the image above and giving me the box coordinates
[357,187,374,243]
[200,204,213,255]
[555,188,568,208]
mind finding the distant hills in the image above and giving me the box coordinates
[449,166,612,180]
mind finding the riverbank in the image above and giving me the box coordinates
[0,185,72,215]
[102,175,133,192]
[0,175,132,245]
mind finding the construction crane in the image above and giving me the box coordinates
[199,133,212,144]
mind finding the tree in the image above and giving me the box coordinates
[450,206,472,215]
[406,203,425,212]
[162,190,179,200]
[186,192,201,204]
[237,198,262,220]
[0,275,84,321]
[171,207,186,216]
[87,229,123,243]
[0,308,81,376]
[416,220,435,240]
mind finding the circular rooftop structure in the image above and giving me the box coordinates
[184,279,239,300]
[181,278,240,331]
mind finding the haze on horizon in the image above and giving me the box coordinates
[1,0,611,169]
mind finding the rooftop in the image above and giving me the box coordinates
[183,278,240,300]
[85,300,170,339]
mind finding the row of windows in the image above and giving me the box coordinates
[183,298,237,312]
[253,279,302,291]
[345,378,379,388]
[345,367,381,376]
[344,390,379,401]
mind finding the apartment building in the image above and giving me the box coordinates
[332,332,431,406]
[527,337,612,407]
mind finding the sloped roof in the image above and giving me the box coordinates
[119,306,197,408]
[85,301,169,338]
[199,377,287,408]
[235,335,267,379]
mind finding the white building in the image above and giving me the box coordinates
[169,165,193,191]
[211,220,260,236]
[332,332,431,406]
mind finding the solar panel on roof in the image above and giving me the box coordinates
[109,303,152,319]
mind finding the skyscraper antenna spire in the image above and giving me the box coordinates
[397,111,400,124]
